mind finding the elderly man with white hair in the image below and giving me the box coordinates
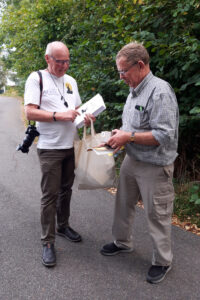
[24,41,94,267]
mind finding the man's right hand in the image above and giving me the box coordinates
[107,129,131,148]
[56,110,80,122]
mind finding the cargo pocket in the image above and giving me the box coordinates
[153,194,174,219]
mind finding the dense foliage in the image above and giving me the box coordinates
[0,59,7,89]
[0,0,200,179]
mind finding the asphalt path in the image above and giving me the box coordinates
[0,96,200,300]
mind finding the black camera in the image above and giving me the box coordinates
[17,125,40,153]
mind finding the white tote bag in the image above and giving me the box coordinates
[74,121,116,190]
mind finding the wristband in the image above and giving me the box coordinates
[53,112,57,122]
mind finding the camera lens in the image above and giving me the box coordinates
[17,125,40,153]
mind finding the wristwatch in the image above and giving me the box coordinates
[130,132,135,143]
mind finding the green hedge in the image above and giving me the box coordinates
[1,0,199,179]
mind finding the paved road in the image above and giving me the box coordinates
[0,96,200,300]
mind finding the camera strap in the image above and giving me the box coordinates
[28,71,43,126]
[37,70,43,108]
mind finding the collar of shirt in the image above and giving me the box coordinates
[130,71,153,97]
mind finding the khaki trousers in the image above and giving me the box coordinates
[37,148,75,244]
[113,155,174,266]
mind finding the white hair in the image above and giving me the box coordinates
[45,41,67,55]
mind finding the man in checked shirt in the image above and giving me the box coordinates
[100,42,179,284]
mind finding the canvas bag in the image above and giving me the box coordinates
[74,121,116,190]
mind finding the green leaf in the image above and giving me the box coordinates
[189,107,200,115]
[195,199,200,205]
[190,194,199,202]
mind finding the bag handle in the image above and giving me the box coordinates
[83,118,95,139]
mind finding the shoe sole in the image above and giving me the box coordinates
[56,232,82,243]
[100,248,134,256]
[146,265,172,284]
[42,259,56,267]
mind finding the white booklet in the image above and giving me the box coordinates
[74,93,106,128]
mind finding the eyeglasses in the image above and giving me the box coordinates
[50,55,70,65]
[118,61,138,75]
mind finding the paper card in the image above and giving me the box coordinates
[87,146,114,156]
[74,93,106,128]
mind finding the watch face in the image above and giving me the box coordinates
[130,132,135,142]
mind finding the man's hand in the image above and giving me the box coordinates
[54,110,80,122]
[107,129,131,149]
[97,129,131,154]
[84,113,96,126]
[58,110,80,122]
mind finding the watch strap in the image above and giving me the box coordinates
[53,112,57,121]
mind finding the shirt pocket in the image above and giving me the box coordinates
[132,110,149,129]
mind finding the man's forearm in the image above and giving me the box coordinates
[108,129,160,148]
[133,131,160,146]
[25,105,54,122]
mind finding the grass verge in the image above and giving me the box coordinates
[174,181,200,230]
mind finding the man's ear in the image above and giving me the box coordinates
[138,60,145,69]
[45,54,50,64]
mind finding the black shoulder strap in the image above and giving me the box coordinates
[28,71,43,126]
[37,70,43,107]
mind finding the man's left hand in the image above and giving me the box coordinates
[84,113,96,126]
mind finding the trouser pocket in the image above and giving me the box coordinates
[153,194,174,219]
[152,164,174,219]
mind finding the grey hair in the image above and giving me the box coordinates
[45,41,67,55]
[116,42,150,65]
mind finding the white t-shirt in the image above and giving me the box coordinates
[24,70,82,149]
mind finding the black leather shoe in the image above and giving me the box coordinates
[146,265,172,284]
[42,243,56,267]
[57,226,82,242]
[100,242,133,256]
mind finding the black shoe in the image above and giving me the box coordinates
[42,243,56,267]
[146,265,172,284]
[100,242,133,256]
[56,226,82,242]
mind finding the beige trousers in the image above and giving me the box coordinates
[112,155,174,266]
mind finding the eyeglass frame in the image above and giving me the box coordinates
[118,61,138,75]
[50,55,70,65]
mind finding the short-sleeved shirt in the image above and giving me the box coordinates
[122,72,179,166]
[24,70,82,149]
